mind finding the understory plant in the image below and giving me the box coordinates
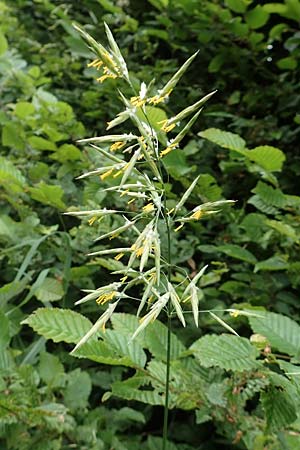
[20,21,300,450]
[63,22,235,447]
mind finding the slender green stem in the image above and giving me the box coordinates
[162,203,172,450]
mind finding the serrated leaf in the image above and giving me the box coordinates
[190,334,260,371]
[252,181,286,207]
[22,308,94,344]
[217,244,257,264]
[249,311,300,356]
[144,320,186,361]
[248,194,279,214]
[64,369,92,409]
[112,377,164,405]
[39,352,64,387]
[0,157,26,193]
[245,145,285,171]
[199,128,246,151]
[35,277,64,302]
[105,329,147,368]
[28,182,66,209]
[261,386,297,430]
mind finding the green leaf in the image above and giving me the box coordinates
[2,123,25,150]
[190,334,260,371]
[249,311,300,355]
[64,369,92,409]
[0,311,10,349]
[245,6,270,29]
[35,277,64,302]
[22,308,94,344]
[74,339,142,368]
[261,386,297,430]
[225,0,251,13]
[28,182,66,209]
[39,351,64,387]
[50,144,82,162]
[208,54,225,73]
[0,279,29,306]
[199,128,246,151]
[245,145,285,171]
[28,136,57,151]
[144,320,186,361]
[111,377,164,405]
[277,56,298,70]
[252,181,287,207]
[110,313,186,360]
[14,102,35,119]
[0,157,26,193]
[217,244,257,264]
[0,31,8,55]
[104,329,147,368]
[254,255,289,272]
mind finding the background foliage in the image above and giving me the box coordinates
[1,0,300,449]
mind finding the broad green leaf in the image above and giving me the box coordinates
[248,195,279,214]
[35,277,64,302]
[245,145,285,171]
[251,181,287,207]
[50,144,82,162]
[144,320,186,361]
[0,157,26,193]
[254,256,289,272]
[249,311,300,355]
[261,387,297,430]
[111,313,186,360]
[197,174,222,201]
[245,6,270,29]
[208,54,225,73]
[277,56,298,70]
[2,123,25,150]
[217,244,257,264]
[199,128,246,151]
[111,377,164,405]
[74,339,141,368]
[14,102,35,119]
[64,369,92,409]
[28,136,57,151]
[39,351,64,387]
[104,329,147,368]
[191,334,260,371]
[22,308,93,344]
[136,105,167,134]
[265,219,298,241]
[225,0,251,13]
[28,182,66,209]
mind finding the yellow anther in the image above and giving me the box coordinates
[88,216,97,226]
[100,168,114,180]
[110,141,126,152]
[191,210,203,220]
[175,224,184,232]
[114,253,124,261]
[143,202,155,213]
[120,276,128,283]
[96,291,117,305]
